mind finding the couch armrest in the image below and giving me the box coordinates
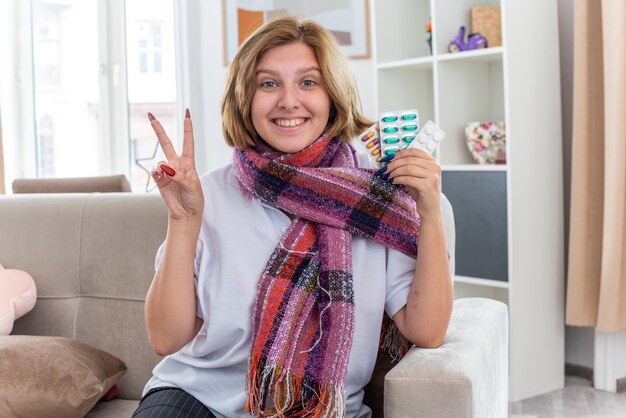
[384,297,508,418]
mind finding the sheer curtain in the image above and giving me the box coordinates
[0,119,4,194]
[566,0,626,332]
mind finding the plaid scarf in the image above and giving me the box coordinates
[233,135,420,417]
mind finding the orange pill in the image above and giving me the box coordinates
[366,138,380,149]
[371,147,381,156]
[361,131,375,142]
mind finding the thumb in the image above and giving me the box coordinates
[158,162,177,178]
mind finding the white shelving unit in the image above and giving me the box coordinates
[370,0,564,402]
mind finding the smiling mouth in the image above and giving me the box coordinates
[273,118,307,127]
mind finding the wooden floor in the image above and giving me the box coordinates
[509,376,626,417]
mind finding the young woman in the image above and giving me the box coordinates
[133,16,452,418]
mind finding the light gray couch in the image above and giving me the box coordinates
[0,192,508,417]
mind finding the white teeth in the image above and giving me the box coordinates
[275,118,305,127]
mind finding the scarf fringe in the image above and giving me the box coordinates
[246,355,346,418]
[380,315,412,362]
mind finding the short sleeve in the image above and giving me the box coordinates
[154,239,207,319]
[384,247,417,318]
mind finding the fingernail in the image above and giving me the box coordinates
[380,154,395,163]
[374,166,387,176]
[382,173,390,181]
[185,108,190,119]
[160,164,176,177]
[147,112,155,121]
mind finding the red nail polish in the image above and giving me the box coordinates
[185,108,190,119]
[161,164,176,176]
[148,112,156,121]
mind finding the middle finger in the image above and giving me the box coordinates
[181,108,195,161]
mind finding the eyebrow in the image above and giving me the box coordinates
[255,66,322,76]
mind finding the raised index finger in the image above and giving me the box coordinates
[148,113,178,161]
[182,108,195,160]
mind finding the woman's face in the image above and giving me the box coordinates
[251,41,332,153]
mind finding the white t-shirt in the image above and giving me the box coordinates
[143,157,417,418]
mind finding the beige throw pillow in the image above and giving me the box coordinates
[0,335,127,418]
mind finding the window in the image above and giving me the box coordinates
[24,0,179,190]
[32,0,101,178]
[126,0,178,191]
[137,22,163,74]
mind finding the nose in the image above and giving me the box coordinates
[278,85,299,110]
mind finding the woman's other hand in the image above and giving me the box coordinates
[384,149,452,348]
[148,109,204,223]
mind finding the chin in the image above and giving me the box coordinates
[279,145,307,154]
[266,139,312,154]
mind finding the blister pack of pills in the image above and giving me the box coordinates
[379,109,420,159]
[351,109,445,168]
[350,123,383,165]
[406,120,445,154]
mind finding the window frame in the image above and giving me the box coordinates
[0,0,215,192]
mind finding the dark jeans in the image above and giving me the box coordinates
[132,386,217,418]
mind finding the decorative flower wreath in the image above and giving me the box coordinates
[465,121,506,164]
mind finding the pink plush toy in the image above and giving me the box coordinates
[0,262,37,335]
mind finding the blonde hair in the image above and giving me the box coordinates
[221,16,372,149]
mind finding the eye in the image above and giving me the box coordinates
[260,81,278,88]
[301,79,316,87]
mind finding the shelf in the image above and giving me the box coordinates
[455,275,509,288]
[432,0,502,55]
[442,170,508,282]
[437,57,505,165]
[436,46,503,63]
[376,47,502,70]
[377,66,434,122]
[377,56,433,70]
[372,0,566,402]
[442,164,508,171]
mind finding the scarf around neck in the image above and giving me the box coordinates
[233,135,420,417]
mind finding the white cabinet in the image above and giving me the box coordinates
[370,0,564,401]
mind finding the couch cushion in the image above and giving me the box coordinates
[11,298,78,338]
[76,297,160,399]
[0,194,85,298]
[79,193,168,300]
[0,193,168,400]
[0,335,127,418]
[74,194,166,399]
